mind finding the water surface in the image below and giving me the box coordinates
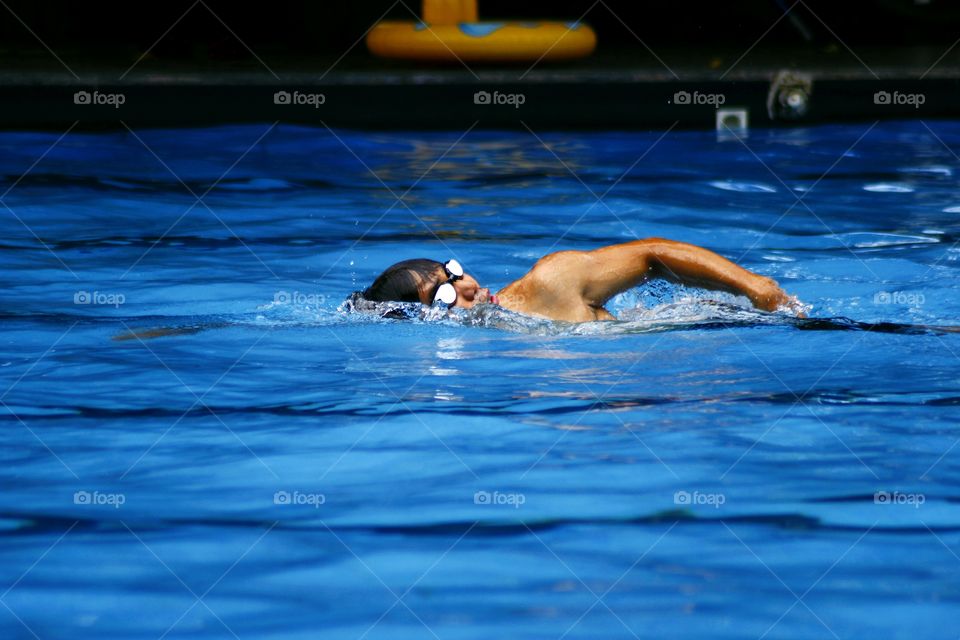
[1,121,959,639]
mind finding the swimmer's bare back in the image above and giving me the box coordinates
[496,238,796,322]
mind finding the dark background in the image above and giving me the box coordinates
[1,1,957,129]
[1,0,957,71]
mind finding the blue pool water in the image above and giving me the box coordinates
[1,120,959,639]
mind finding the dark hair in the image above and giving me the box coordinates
[363,259,444,303]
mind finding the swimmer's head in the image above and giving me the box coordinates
[363,258,494,309]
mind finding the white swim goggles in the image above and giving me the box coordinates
[433,259,464,306]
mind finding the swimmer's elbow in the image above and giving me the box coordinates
[581,242,657,304]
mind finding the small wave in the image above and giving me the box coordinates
[98,178,145,190]
[898,165,952,177]
[707,180,777,193]
[213,178,296,191]
[863,183,915,193]
[333,289,805,336]
[836,232,939,248]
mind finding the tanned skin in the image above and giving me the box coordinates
[414,238,794,322]
[115,238,795,341]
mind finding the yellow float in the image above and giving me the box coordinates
[366,0,596,63]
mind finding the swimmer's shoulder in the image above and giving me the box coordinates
[497,250,609,322]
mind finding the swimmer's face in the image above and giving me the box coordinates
[450,272,493,309]
[417,267,493,309]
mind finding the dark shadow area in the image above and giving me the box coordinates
[0,0,957,128]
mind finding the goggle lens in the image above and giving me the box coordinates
[444,259,464,280]
[434,282,457,305]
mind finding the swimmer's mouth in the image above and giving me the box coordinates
[489,294,500,306]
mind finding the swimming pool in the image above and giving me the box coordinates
[1,120,958,639]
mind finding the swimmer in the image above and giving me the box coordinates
[116,236,960,341]
[360,237,799,322]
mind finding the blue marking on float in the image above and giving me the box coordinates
[459,23,505,37]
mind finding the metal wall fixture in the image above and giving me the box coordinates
[767,70,813,121]
[716,108,749,141]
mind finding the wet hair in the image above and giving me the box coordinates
[363,259,444,303]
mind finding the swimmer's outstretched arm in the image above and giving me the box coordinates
[583,238,792,311]
[499,237,795,321]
